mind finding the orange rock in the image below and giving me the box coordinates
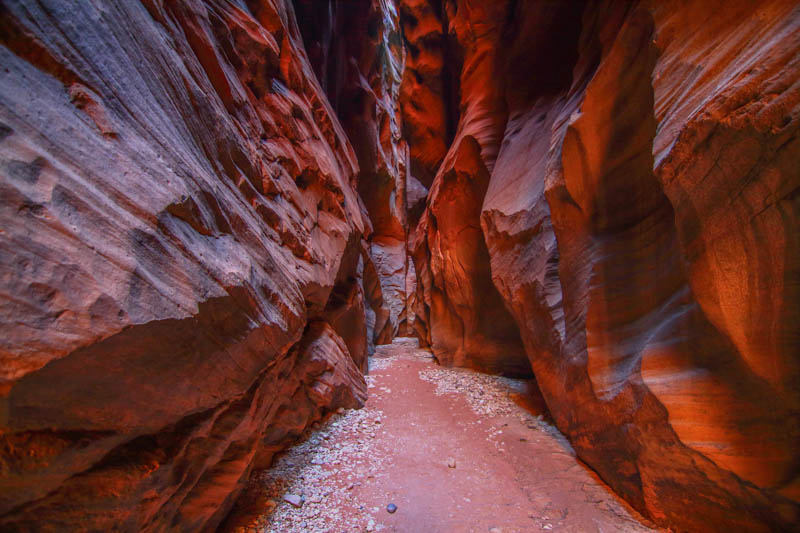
[398,0,458,188]
[295,0,414,340]
[0,0,369,530]
[1,0,798,531]
[409,0,800,530]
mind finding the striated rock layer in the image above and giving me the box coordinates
[1,0,798,531]
[407,0,532,377]
[0,0,373,531]
[294,0,415,340]
[404,0,800,530]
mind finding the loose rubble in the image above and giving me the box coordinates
[227,400,390,533]
[418,366,563,439]
[224,338,657,533]
[282,494,303,508]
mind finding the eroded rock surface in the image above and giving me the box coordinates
[398,0,459,189]
[405,0,800,530]
[294,0,414,342]
[0,0,369,530]
[1,0,798,531]
[407,0,532,377]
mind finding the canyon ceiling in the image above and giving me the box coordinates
[0,0,798,532]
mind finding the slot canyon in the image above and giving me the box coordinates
[0,0,798,531]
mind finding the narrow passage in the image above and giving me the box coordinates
[224,339,658,533]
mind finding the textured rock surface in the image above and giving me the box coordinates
[649,0,800,496]
[406,0,800,530]
[412,135,530,376]
[408,0,531,376]
[294,0,414,342]
[1,0,798,531]
[0,0,368,530]
[398,0,458,188]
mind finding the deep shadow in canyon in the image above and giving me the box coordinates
[0,0,798,532]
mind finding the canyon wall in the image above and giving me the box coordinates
[404,0,800,530]
[293,0,416,339]
[0,0,798,531]
[407,0,532,376]
[0,0,382,530]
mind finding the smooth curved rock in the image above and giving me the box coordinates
[412,131,530,376]
[649,0,800,494]
[406,0,800,530]
[398,0,458,188]
[408,0,530,376]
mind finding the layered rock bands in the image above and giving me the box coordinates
[1,0,798,532]
[0,0,394,530]
[405,0,800,531]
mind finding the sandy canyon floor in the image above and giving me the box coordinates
[222,338,660,533]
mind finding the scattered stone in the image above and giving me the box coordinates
[336,407,345,414]
[283,494,303,508]
[419,367,563,440]
[226,342,654,533]
[387,503,397,514]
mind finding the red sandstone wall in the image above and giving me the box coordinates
[0,1,371,530]
[294,0,415,341]
[1,0,798,530]
[406,0,532,376]
[404,0,800,530]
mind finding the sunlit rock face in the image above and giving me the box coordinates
[649,0,800,497]
[398,0,459,189]
[0,0,798,531]
[404,0,800,530]
[293,0,415,341]
[0,0,370,530]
